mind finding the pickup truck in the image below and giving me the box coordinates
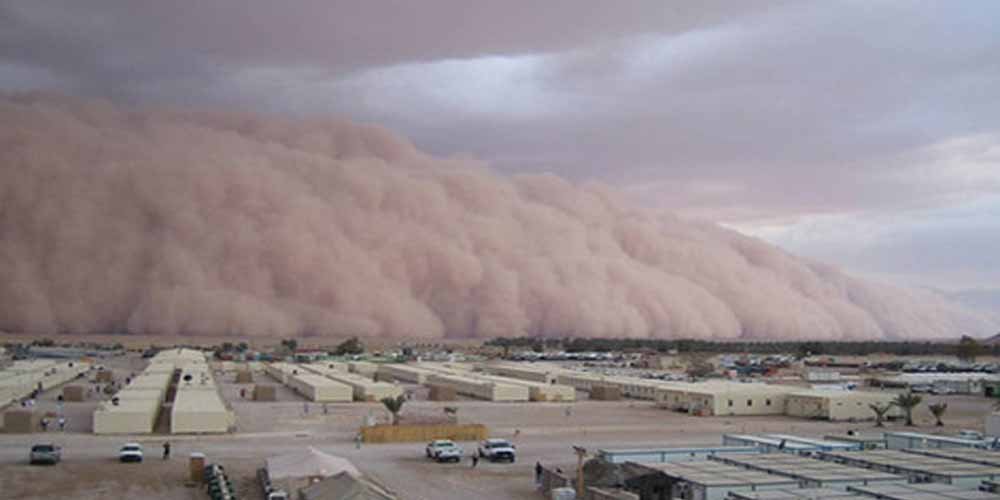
[425,440,463,463]
[478,439,516,462]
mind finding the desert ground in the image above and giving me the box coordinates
[1,353,995,500]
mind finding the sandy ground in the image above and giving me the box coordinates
[2,355,997,499]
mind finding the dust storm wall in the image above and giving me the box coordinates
[0,94,994,340]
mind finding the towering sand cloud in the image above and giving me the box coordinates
[0,94,993,340]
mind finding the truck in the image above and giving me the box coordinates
[478,438,516,462]
[425,440,463,463]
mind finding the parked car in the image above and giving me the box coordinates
[29,443,61,465]
[958,430,984,441]
[119,443,144,463]
[910,384,933,393]
[478,439,516,462]
[425,440,463,463]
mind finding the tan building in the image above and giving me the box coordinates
[285,372,353,402]
[656,381,789,416]
[303,364,403,401]
[426,372,529,401]
[784,389,900,421]
[376,364,436,384]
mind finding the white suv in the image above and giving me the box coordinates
[478,439,516,462]
[119,443,144,463]
[425,440,463,463]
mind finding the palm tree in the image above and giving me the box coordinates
[381,395,406,425]
[893,392,923,426]
[928,402,948,427]
[869,402,893,427]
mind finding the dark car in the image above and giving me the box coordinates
[30,444,61,465]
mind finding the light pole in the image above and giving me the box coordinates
[573,446,587,497]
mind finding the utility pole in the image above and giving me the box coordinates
[573,445,587,497]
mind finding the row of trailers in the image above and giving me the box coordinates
[377,363,575,402]
[263,361,576,403]
[94,349,233,434]
[264,362,403,402]
[485,363,899,420]
[0,359,91,409]
[624,447,1000,500]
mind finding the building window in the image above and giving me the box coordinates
[766,399,772,406]
[747,399,753,407]
[728,400,734,407]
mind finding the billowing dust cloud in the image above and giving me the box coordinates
[0,94,994,340]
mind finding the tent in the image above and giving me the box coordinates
[298,471,397,500]
[267,447,360,480]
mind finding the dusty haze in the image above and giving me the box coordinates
[0,94,994,340]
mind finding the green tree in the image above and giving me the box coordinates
[928,402,948,427]
[869,402,893,427]
[381,395,406,425]
[335,337,365,356]
[957,335,983,363]
[893,392,923,426]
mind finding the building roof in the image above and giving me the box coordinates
[786,389,897,400]
[728,487,860,499]
[821,450,1000,479]
[713,453,904,483]
[723,434,817,451]
[764,435,863,451]
[847,482,1000,500]
[299,471,396,500]
[906,447,1000,467]
[173,388,227,413]
[267,447,360,480]
[628,460,798,488]
[598,446,759,464]
[884,431,989,447]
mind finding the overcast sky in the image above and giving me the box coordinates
[2,1,998,293]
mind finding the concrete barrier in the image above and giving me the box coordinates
[360,423,487,443]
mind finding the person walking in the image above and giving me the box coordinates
[162,441,171,460]
[58,416,66,431]
[471,454,479,468]
[40,417,48,432]
[354,433,363,450]
[535,461,543,484]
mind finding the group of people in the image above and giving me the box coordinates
[39,416,67,431]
